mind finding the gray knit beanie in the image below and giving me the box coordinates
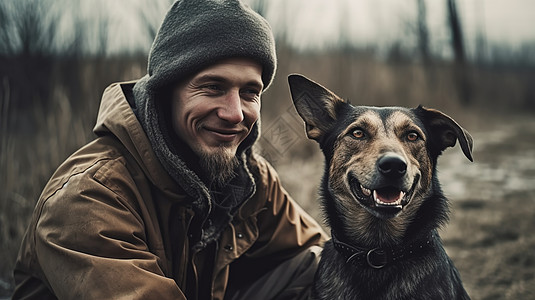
[143,0,277,94]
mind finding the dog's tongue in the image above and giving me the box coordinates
[374,188,404,203]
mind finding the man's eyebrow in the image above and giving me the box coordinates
[193,74,263,90]
[244,80,263,91]
[192,74,227,84]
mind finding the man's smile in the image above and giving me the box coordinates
[202,126,247,143]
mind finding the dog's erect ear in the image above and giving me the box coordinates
[416,106,474,161]
[288,74,345,141]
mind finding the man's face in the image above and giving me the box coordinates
[171,58,263,165]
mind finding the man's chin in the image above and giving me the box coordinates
[197,145,240,186]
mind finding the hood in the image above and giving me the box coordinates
[93,81,180,197]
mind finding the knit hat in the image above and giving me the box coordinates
[143,0,277,94]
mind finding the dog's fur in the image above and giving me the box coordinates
[288,74,472,300]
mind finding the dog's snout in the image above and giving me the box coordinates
[377,154,407,179]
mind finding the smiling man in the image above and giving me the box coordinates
[171,59,264,186]
[12,0,326,299]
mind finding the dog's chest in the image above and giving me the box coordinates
[313,240,457,300]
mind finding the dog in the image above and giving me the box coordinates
[288,74,472,299]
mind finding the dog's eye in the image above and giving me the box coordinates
[407,132,419,141]
[352,129,366,139]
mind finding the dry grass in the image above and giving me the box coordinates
[0,57,146,294]
[0,76,95,290]
[1,51,534,297]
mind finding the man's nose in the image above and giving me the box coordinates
[217,90,244,124]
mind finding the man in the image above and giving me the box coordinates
[12,0,327,299]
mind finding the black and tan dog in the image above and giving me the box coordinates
[288,74,472,299]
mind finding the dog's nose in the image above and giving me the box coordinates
[377,153,407,179]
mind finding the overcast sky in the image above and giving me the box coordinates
[256,0,535,54]
[68,0,535,57]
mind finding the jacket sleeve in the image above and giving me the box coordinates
[31,158,185,300]
[248,157,328,262]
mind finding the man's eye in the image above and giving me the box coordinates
[201,84,225,96]
[241,89,260,101]
[205,84,222,91]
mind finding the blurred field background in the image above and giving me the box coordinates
[1,0,535,298]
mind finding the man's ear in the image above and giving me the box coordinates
[288,74,346,141]
[415,106,474,161]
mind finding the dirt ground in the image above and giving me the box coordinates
[271,110,535,300]
[438,114,535,299]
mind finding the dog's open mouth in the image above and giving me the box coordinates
[349,174,420,218]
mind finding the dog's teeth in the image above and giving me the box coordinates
[360,185,372,196]
[373,190,406,206]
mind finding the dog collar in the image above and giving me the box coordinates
[331,231,436,269]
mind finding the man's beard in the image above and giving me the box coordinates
[198,145,239,187]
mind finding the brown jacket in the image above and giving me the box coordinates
[13,81,327,299]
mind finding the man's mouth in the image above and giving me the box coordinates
[203,126,246,142]
[349,174,420,218]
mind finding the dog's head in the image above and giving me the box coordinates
[288,74,473,234]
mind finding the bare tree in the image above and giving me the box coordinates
[416,0,431,64]
[95,10,109,57]
[62,16,87,58]
[474,0,488,65]
[447,0,465,64]
[0,0,74,110]
[446,0,471,104]
[0,2,14,55]
[12,0,59,58]
[246,0,268,17]
[136,0,175,45]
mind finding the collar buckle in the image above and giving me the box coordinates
[366,248,387,269]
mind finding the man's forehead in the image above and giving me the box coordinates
[192,58,263,86]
